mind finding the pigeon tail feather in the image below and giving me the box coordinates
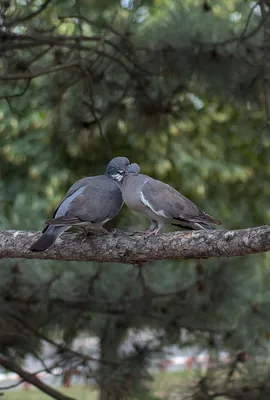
[29,225,67,252]
[172,222,215,231]
[173,213,221,226]
[202,213,222,225]
[45,217,78,225]
[193,222,215,230]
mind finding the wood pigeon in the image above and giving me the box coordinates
[29,157,130,252]
[122,163,221,237]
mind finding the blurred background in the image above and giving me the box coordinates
[1,0,270,399]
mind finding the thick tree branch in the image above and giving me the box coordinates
[0,355,75,400]
[0,225,270,263]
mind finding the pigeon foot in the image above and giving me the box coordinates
[144,227,161,238]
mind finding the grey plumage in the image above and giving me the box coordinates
[33,226,67,252]
[30,157,130,252]
[122,163,221,236]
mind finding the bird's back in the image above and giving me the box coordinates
[144,176,220,224]
[43,175,123,231]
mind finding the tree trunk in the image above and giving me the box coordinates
[98,319,127,400]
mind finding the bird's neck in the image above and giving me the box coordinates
[106,172,123,183]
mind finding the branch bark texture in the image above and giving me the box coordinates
[0,226,270,263]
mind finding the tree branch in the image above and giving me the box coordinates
[0,225,270,262]
[13,315,119,367]
[0,62,78,81]
[0,355,75,400]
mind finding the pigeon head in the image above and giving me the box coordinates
[127,163,140,175]
[106,157,130,182]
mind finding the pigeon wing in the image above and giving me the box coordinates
[140,178,221,225]
[46,179,123,226]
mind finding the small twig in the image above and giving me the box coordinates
[80,65,113,158]
[195,2,266,48]
[0,79,30,99]
[0,380,24,390]
[12,315,119,367]
[0,62,78,81]
[0,354,75,400]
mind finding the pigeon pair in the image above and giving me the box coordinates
[30,157,221,252]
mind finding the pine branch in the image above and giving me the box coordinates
[0,355,75,400]
[0,226,270,262]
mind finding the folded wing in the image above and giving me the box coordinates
[140,179,221,226]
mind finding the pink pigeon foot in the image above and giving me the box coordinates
[144,227,161,238]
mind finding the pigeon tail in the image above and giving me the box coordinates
[202,213,222,225]
[173,213,221,227]
[193,222,215,230]
[42,225,49,233]
[29,225,67,252]
[172,221,215,231]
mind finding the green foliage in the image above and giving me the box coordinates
[1,0,270,399]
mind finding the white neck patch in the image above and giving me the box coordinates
[111,173,123,182]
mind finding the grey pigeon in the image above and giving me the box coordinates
[122,163,221,237]
[29,157,130,252]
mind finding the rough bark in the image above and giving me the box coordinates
[0,226,270,263]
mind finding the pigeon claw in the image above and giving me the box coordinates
[144,227,161,238]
